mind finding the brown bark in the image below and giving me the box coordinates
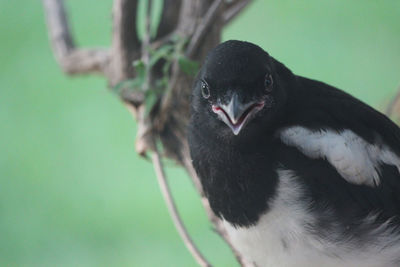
[42,0,110,75]
[42,0,253,266]
[109,0,141,85]
[386,85,400,123]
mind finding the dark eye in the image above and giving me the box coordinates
[265,74,273,92]
[201,80,210,99]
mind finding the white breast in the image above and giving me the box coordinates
[222,169,400,267]
[279,126,400,187]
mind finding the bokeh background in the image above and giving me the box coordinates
[1,0,399,266]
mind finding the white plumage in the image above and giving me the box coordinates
[224,169,400,267]
[279,127,400,187]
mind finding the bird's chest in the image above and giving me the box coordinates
[193,140,278,226]
[221,168,400,267]
[216,169,311,267]
[220,170,344,267]
[222,210,341,267]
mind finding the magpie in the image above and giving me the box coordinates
[188,40,400,267]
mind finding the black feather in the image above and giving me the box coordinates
[188,40,400,231]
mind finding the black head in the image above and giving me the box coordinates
[192,40,291,139]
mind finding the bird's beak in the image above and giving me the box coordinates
[212,93,264,135]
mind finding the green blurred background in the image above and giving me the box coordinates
[1,0,399,266]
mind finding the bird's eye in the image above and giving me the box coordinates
[201,81,210,99]
[265,74,273,92]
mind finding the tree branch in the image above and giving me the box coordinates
[42,0,110,75]
[223,0,253,25]
[57,48,110,75]
[175,0,201,36]
[155,0,182,39]
[110,0,141,86]
[386,85,400,117]
[42,0,253,265]
[42,0,74,57]
[158,0,224,129]
[152,139,211,267]
[142,0,153,92]
[186,0,224,57]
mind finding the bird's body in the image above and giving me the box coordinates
[188,40,400,266]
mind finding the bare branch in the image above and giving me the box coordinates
[186,0,224,57]
[150,32,175,50]
[159,60,180,120]
[42,0,110,75]
[149,0,182,50]
[125,104,153,158]
[58,48,110,75]
[42,0,252,265]
[42,0,74,56]
[110,0,141,86]
[142,0,153,56]
[155,0,182,39]
[142,0,153,92]
[175,0,201,36]
[386,85,400,117]
[223,0,252,25]
[152,140,211,267]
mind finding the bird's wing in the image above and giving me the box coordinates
[280,76,400,186]
[274,77,400,216]
[279,126,400,187]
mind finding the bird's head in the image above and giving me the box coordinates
[192,40,291,138]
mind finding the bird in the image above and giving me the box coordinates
[188,40,400,267]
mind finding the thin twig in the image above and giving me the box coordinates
[223,0,252,25]
[151,139,212,267]
[159,59,180,121]
[142,0,153,92]
[150,31,176,50]
[386,85,400,117]
[110,0,141,86]
[185,0,224,57]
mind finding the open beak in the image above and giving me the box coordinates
[212,93,264,135]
